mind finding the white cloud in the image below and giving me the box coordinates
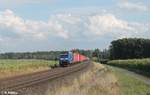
[0,9,149,40]
[84,13,150,39]
[0,9,149,52]
[55,14,81,24]
[87,14,133,36]
[118,1,148,12]
[0,9,69,40]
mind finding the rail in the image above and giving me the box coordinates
[0,61,91,93]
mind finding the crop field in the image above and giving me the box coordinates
[0,59,58,78]
[108,58,150,77]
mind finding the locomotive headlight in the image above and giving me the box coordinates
[60,58,68,60]
[60,58,64,60]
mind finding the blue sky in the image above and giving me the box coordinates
[0,0,150,53]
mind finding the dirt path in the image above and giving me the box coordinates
[107,65,150,85]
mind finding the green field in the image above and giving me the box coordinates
[0,59,58,70]
[108,58,150,77]
[0,59,58,78]
[108,66,150,95]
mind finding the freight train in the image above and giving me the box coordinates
[59,51,89,66]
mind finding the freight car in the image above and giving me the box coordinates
[59,51,88,67]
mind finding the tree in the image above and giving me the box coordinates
[110,38,150,59]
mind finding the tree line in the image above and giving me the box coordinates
[1,38,148,60]
[110,38,150,59]
[0,49,109,60]
[0,51,61,60]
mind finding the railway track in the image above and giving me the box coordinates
[0,61,91,94]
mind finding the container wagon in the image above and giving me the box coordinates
[59,51,88,67]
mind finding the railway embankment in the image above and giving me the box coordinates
[0,62,121,95]
[46,62,120,95]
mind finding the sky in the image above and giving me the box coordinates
[0,0,150,53]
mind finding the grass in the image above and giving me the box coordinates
[108,58,150,77]
[48,62,121,95]
[108,66,150,95]
[0,59,58,78]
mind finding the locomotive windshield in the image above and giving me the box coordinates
[60,54,68,58]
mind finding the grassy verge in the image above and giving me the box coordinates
[108,58,150,77]
[48,62,121,95]
[108,66,150,95]
[0,59,58,78]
